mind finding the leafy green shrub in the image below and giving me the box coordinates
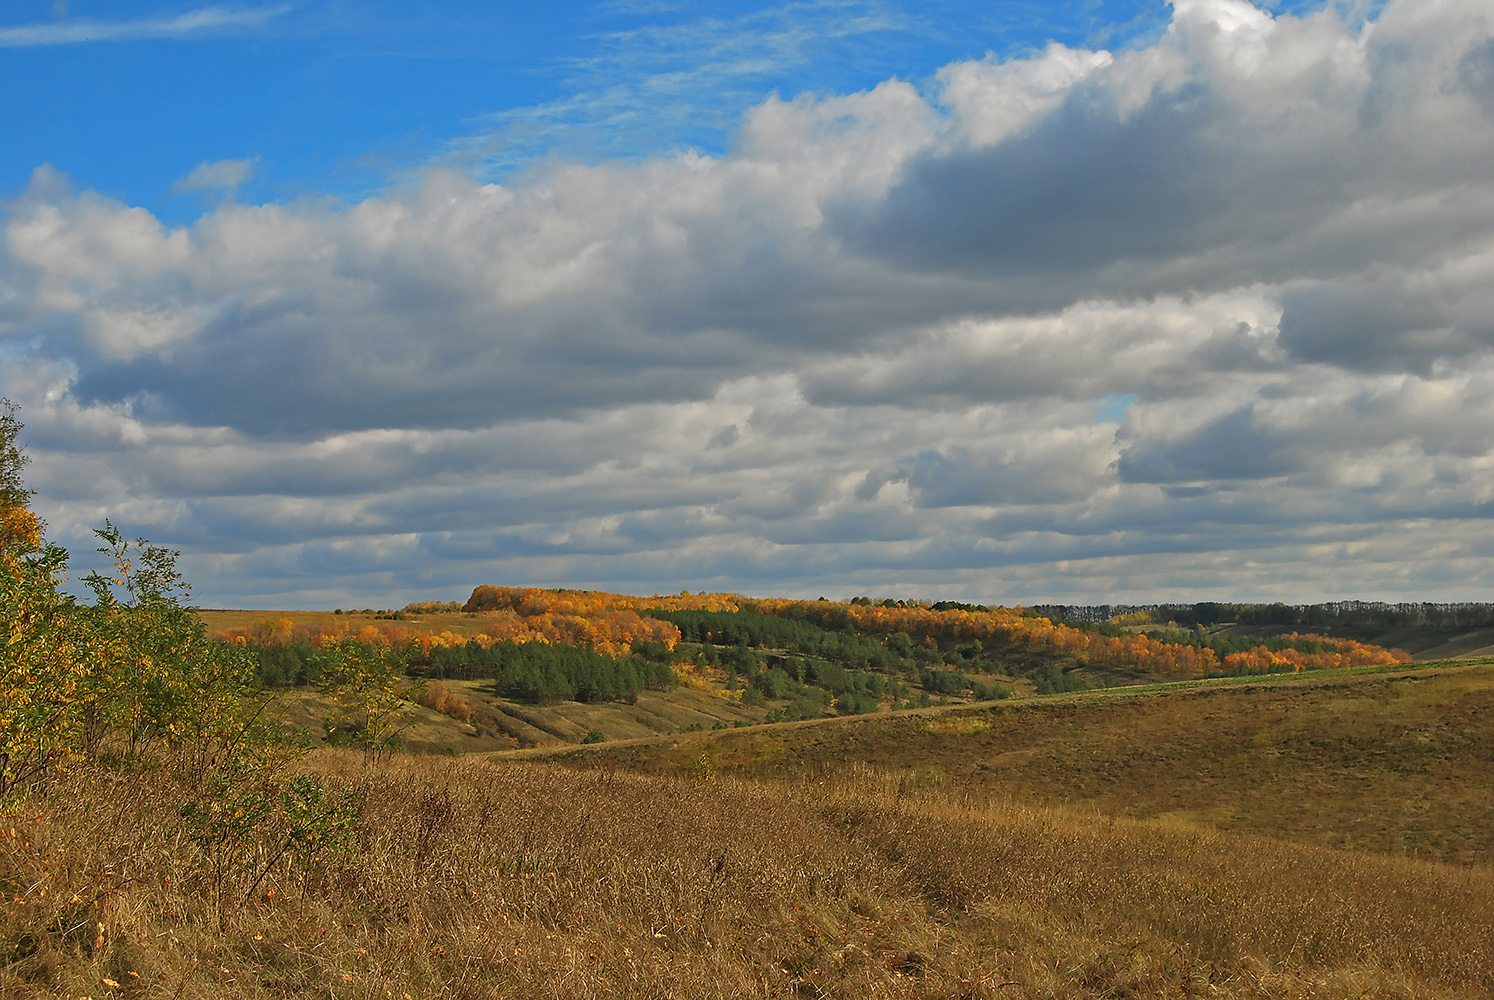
[919,667,970,696]
[1031,664,1088,694]
[755,666,793,699]
[180,756,361,927]
[1,402,379,932]
[969,682,1013,701]
[408,639,676,704]
[836,690,879,715]
[766,695,824,723]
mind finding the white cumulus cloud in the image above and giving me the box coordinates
[3,0,1494,607]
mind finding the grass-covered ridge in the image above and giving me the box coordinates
[536,660,1494,864]
[6,752,1493,999]
[210,586,1416,730]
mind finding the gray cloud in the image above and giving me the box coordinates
[1276,258,1494,371]
[1462,39,1494,117]
[4,0,1494,606]
[1116,408,1301,483]
[837,2,1494,310]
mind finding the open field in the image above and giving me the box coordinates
[517,660,1494,864]
[3,752,1492,999]
[198,609,497,641]
[59,608,1477,997]
[443,680,763,744]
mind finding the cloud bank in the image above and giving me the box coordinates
[3,0,1494,607]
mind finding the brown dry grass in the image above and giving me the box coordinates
[196,610,497,641]
[539,662,1494,863]
[259,678,772,756]
[1,752,1491,999]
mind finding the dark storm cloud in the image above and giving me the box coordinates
[1116,408,1301,483]
[836,85,1238,279]
[1277,271,1494,372]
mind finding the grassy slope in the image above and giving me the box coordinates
[7,659,1494,997]
[437,678,768,747]
[515,660,1494,864]
[6,754,1492,1000]
[261,676,775,754]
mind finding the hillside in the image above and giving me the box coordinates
[514,659,1494,864]
[6,748,1493,999]
[8,615,1493,997]
[201,596,1426,756]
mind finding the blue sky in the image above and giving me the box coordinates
[5,0,1226,220]
[3,0,1492,609]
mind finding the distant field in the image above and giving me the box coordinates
[201,603,1494,771]
[198,607,496,639]
[517,659,1494,864]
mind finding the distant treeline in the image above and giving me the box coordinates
[652,609,918,671]
[409,640,676,704]
[652,608,1012,709]
[1031,601,1494,629]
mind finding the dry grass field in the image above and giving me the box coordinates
[197,609,496,641]
[256,676,772,755]
[440,680,766,745]
[526,660,1494,864]
[7,649,1493,997]
[3,753,1492,1000]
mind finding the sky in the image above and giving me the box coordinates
[3,0,1493,610]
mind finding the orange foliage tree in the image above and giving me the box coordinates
[217,581,1409,684]
[216,587,741,659]
[1219,633,1409,673]
[736,598,1217,676]
[736,599,1407,678]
